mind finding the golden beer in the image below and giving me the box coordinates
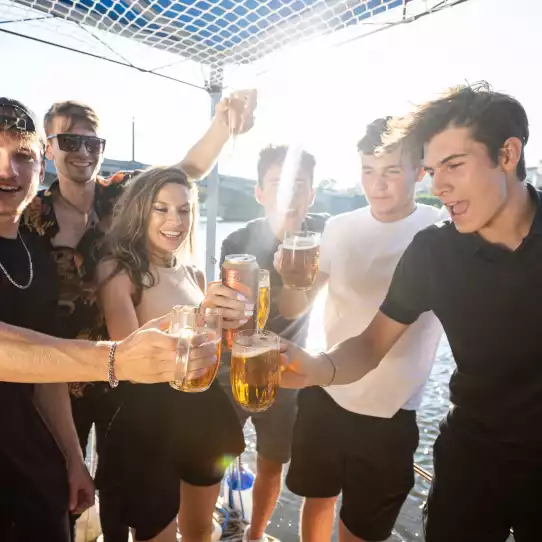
[258,269,270,330]
[169,306,222,393]
[281,231,320,290]
[171,336,221,392]
[230,330,281,413]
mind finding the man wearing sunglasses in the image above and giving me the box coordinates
[22,97,257,541]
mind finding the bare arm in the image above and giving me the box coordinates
[0,322,110,383]
[34,384,83,464]
[282,311,409,388]
[177,116,229,180]
[0,316,180,384]
[277,271,329,319]
[176,91,257,180]
[325,311,409,384]
[34,384,95,513]
[97,260,140,341]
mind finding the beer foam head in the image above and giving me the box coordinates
[282,236,319,250]
[233,344,276,358]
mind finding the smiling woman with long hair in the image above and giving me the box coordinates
[95,166,251,542]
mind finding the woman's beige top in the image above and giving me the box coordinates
[135,264,203,325]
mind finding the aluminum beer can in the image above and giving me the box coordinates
[221,254,259,350]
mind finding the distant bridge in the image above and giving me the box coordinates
[44,158,365,221]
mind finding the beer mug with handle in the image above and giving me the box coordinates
[281,231,321,290]
[231,329,281,413]
[258,269,270,330]
[169,305,222,393]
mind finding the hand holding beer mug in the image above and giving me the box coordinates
[169,305,222,393]
[258,269,270,330]
[231,330,281,413]
[279,231,321,290]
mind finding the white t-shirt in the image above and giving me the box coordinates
[319,204,445,418]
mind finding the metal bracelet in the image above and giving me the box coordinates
[319,351,336,387]
[108,342,119,388]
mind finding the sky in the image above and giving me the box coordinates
[1,0,541,188]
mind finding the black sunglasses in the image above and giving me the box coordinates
[48,133,106,154]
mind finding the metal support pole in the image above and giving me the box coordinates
[205,89,222,281]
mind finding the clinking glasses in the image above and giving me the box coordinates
[47,133,106,154]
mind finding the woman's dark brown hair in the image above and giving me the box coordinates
[100,166,199,300]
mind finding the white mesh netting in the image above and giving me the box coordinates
[1,0,470,87]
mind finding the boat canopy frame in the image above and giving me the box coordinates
[1,0,471,279]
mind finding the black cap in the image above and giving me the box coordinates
[0,97,39,133]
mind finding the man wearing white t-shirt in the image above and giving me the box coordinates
[276,118,445,542]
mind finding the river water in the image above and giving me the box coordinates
[198,220,454,542]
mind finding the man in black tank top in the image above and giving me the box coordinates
[219,145,329,542]
[0,98,93,541]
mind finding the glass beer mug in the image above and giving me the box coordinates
[258,269,270,330]
[230,329,281,413]
[169,305,222,393]
[281,231,321,290]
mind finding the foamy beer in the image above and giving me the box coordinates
[258,269,270,330]
[169,305,222,393]
[231,330,281,413]
[281,231,321,290]
[222,254,259,350]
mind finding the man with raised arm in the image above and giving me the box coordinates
[21,93,256,540]
[274,118,443,542]
[281,84,542,542]
[0,98,188,541]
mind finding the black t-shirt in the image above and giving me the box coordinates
[0,231,66,491]
[380,185,542,445]
[219,214,329,346]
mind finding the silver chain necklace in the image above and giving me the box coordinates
[0,233,34,290]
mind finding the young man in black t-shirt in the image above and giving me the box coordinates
[280,84,542,542]
[0,98,94,541]
[219,145,328,542]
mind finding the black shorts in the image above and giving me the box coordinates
[0,385,70,542]
[96,382,245,541]
[286,387,418,542]
[424,411,542,542]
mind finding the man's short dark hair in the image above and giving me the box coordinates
[44,101,100,136]
[388,82,529,180]
[257,145,316,187]
[357,117,394,155]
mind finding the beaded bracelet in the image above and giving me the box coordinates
[108,341,119,388]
